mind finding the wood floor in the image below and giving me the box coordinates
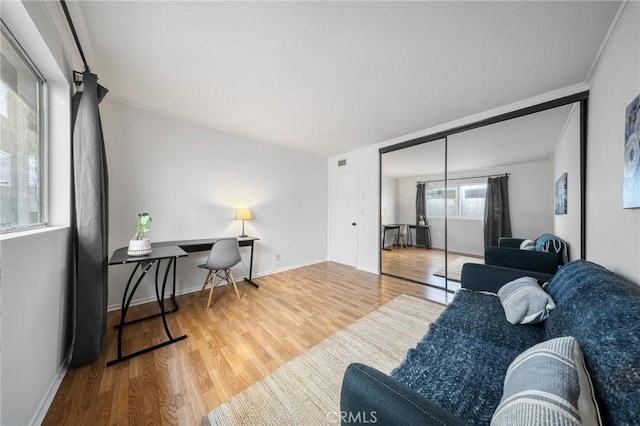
[43,262,447,425]
[381,246,483,291]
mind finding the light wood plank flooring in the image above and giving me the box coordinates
[381,246,483,291]
[43,261,447,425]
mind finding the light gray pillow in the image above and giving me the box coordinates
[519,238,536,251]
[497,276,555,324]
[491,336,601,426]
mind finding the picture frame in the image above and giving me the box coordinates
[555,172,567,215]
[624,94,640,208]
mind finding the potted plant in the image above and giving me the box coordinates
[127,212,153,256]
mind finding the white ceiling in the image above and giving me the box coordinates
[70,1,619,157]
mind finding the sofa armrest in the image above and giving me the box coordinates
[484,246,560,274]
[498,237,524,248]
[461,263,554,293]
[340,363,467,426]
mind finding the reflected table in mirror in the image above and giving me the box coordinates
[381,224,401,250]
[408,224,431,249]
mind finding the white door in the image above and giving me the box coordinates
[330,172,358,266]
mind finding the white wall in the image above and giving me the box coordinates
[102,99,328,308]
[586,2,640,282]
[395,160,553,256]
[0,1,74,424]
[381,177,398,224]
[553,105,582,256]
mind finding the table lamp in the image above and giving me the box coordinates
[235,208,252,237]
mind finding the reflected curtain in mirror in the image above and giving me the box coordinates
[416,182,427,245]
[484,175,511,247]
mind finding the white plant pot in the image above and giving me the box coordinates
[127,238,152,256]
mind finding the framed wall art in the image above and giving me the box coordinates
[624,94,640,208]
[555,172,567,215]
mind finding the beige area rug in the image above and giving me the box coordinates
[202,294,444,425]
[433,256,484,282]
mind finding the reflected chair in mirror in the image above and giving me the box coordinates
[199,238,241,308]
[394,224,409,249]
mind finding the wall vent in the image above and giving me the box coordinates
[338,159,347,167]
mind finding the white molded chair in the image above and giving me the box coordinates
[199,238,241,308]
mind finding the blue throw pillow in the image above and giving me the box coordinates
[534,233,559,251]
[535,233,569,264]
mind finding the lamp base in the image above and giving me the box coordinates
[239,234,248,238]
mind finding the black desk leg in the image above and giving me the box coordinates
[244,241,259,288]
[158,258,175,339]
[382,229,391,251]
[108,257,187,367]
[112,260,154,362]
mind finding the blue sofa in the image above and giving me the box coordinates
[484,233,569,274]
[340,260,640,425]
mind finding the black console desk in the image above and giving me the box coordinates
[153,236,260,288]
[107,236,259,366]
[107,245,188,366]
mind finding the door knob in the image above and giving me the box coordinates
[352,222,357,226]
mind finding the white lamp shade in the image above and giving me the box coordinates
[235,208,252,220]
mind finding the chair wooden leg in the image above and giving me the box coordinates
[228,269,240,300]
[200,270,212,294]
[206,269,219,309]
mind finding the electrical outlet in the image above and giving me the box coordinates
[275,254,281,262]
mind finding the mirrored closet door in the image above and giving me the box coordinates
[380,95,587,295]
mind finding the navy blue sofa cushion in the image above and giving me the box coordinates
[461,263,554,294]
[391,323,521,425]
[484,246,560,275]
[433,289,544,350]
[390,291,544,425]
[544,260,640,426]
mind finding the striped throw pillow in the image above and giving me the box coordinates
[491,336,601,426]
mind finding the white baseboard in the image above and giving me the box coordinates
[253,259,325,278]
[107,259,327,311]
[357,266,379,275]
[107,282,206,312]
[29,349,72,426]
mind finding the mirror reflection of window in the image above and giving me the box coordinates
[460,184,486,219]
[426,187,457,218]
[426,183,487,219]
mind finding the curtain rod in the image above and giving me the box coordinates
[60,0,90,75]
[417,173,509,184]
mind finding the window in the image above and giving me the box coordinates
[426,182,487,220]
[0,22,47,232]
[426,187,458,218]
[460,184,486,219]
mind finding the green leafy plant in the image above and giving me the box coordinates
[132,212,152,240]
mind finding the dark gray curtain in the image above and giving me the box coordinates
[416,183,427,246]
[70,72,109,367]
[484,176,511,247]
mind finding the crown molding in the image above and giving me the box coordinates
[586,0,634,85]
